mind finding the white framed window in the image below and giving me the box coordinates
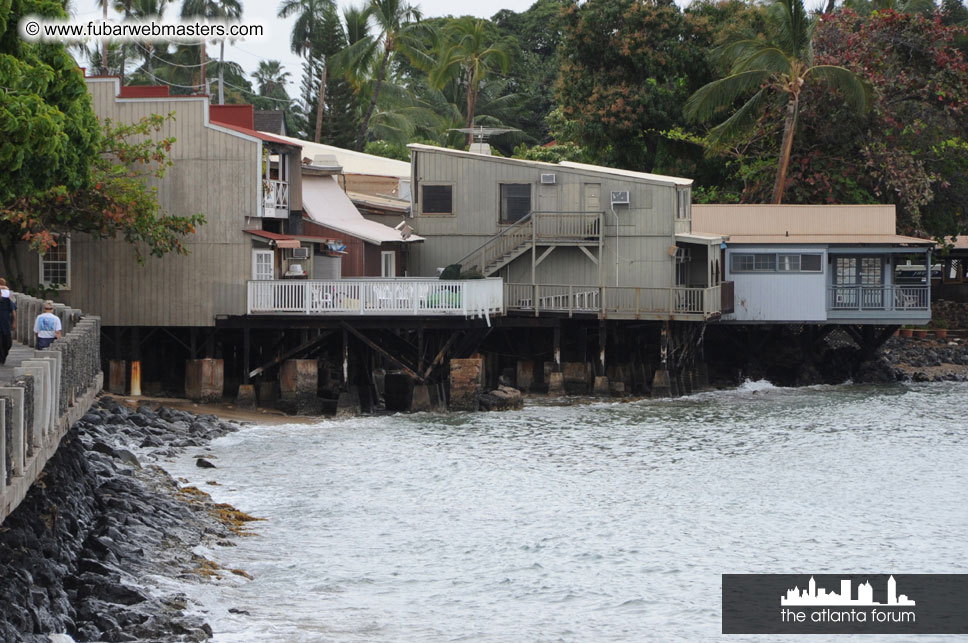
[39,236,70,289]
[252,249,274,280]
[381,251,396,277]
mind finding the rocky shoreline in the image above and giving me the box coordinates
[0,397,245,643]
[879,335,968,382]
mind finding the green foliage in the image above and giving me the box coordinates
[0,0,101,207]
[364,140,410,161]
[511,142,585,163]
[555,0,714,172]
[1,114,205,261]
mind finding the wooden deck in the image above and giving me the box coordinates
[246,278,505,320]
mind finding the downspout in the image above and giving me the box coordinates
[609,208,619,287]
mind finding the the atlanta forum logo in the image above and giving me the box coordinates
[780,575,915,624]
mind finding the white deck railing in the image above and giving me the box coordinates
[247,278,505,320]
[828,285,929,311]
[505,283,721,318]
[262,179,289,211]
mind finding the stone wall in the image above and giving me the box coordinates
[932,299,968,329]
[1,292,102,525]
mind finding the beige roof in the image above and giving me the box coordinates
[723,234,932,245]
[265,133,411,178]
[302,176,423,245]
[692,204,932,246]
[408,144,692,187]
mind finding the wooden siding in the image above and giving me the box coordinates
[410,148,680,290]
[12,77,262,327]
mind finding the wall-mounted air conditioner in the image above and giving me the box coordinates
[291,247,310,260]
[540,173,556,185]
[610,190,630,206]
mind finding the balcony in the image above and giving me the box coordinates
[505,283,723,320]
[262,179,289,218]
[247,278,504,320]
[827,285,930,322]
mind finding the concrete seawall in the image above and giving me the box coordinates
[1,293,102,525]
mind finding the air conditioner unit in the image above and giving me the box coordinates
[540,173,556,185]
[291,247,310,260]
[610,190,630,206]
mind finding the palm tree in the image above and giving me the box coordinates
[278,0,337,142]
[429,18,511,147]
[181,0,242,101]
[129,0,172,76]
[337,0,423,151]
[252,60,292,100]
[684,0,871,203]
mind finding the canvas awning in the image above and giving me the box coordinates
[302,175,423,245]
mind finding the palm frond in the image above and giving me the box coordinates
[734,47,793,75]
[684,69,772,123]
[705,88,771,149]
[805,64,871,113]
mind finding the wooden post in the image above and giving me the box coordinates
[553,323,561,373]
[242,327,251,385]
[130,327,141,397]
[342,328,349,389]
[417,327,424,373]
[598,319,607,376]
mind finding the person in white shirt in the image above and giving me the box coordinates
[34,300,62,349]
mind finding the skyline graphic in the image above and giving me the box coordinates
[781,576,916,607]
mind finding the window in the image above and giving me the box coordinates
[500,183,531,224]
[421,185,453,214]
[860,257,883,284]
[801,254,822,272]
[778,254,800,272]
[381,251,396,277]
[40,236,70,289]
[733,252,823,273]
[676,188,691,219]
[252,249,274,280]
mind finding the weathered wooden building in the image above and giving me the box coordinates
[407,144,727,321]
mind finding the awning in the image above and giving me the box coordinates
[676,232,725,245]
[246,229,333,249]
[302,175,423,245]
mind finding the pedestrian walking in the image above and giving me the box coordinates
[34,300,62,349]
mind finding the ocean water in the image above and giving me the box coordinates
[163,382,968,642]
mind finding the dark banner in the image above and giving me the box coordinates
[722,574,968,634]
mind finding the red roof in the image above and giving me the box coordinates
[210,104,254,129]
[245,230,340,243]
[119,85,170,98]
[216,121,299,147]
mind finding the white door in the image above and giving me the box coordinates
[381,251,396,277]
[253,250,274,280]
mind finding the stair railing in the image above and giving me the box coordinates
[455,212,535,276]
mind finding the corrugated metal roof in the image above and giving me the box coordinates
[407,144,693,187]
[346,191,410,213]
[692,204,902,236]
[266,133,411,178]
[676,232,725,244]
[723,234,933,245]
[215,121,299,147]
[302,176,423,245]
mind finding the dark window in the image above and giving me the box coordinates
[500,183,531,223]
[801,254,822,272]
[422,185,453,214]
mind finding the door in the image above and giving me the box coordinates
[583,183,601,212]
[252,250,274,280]
[833,256,883,309]
[381,251,396,277]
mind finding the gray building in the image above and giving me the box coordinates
[408,145,726,321]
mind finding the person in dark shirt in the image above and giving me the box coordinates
[0,278,17,365]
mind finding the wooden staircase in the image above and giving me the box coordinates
[457,211,605,277]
